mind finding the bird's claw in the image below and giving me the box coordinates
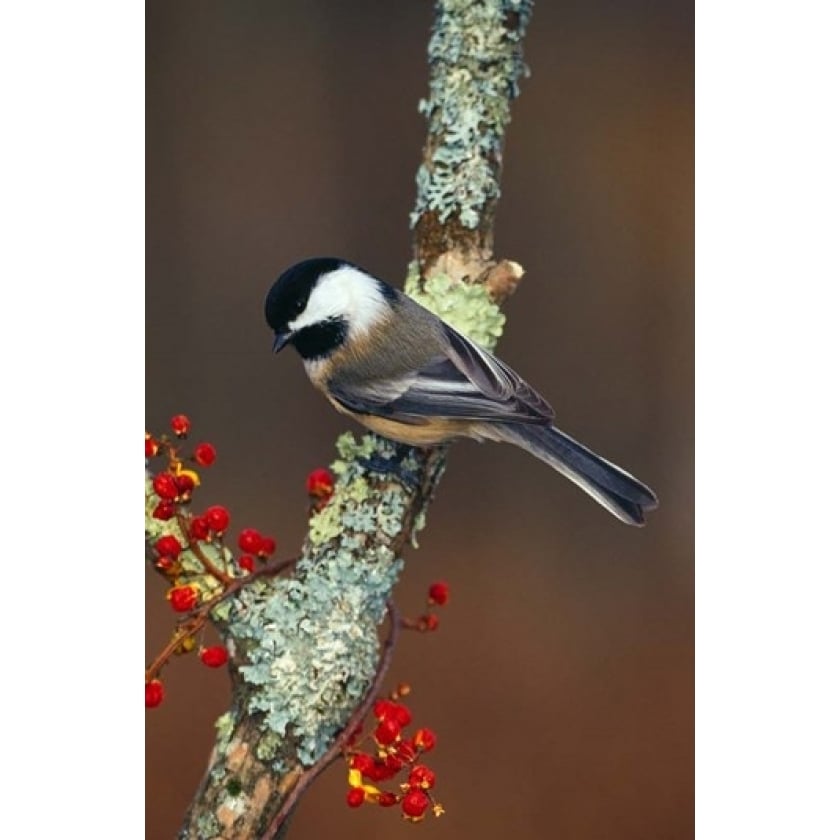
[358,443,422,491]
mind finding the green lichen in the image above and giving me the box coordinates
[335,431,377,463]
[345,476,372,503]
[193,811,221,839]
[405,265,506,350]
[211,599,233,623]
[410,509,427,549]
[307,503,344,546]
[411,0,534,228]
[312,431,408,551]
[255,730,285,763]
[215,711,235,745]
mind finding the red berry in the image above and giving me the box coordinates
[259,536,276,557]
[153,501,175,521]
[155,556,174,572]
[428,581,449,606]
[193,442,216,466]
[392,703,412,727]
[205,505,231,533]
[155,535,183,558]
[422,613,440,632]
[374,699,396,720]
[395,741,417,764]
[152,472,178,500]
[350,754,375,777]
[378,792,398,808]
[384,754,404,774]
[170,414,191,437]
[145,679,164,708]
[238,528,263,554]
[189,516,210,541]
[408,765,436,790]
[346,787,365,808]
[238,555,255,573]
[368,759,397,782]
[374,699,412,726]
[175,474,195,497]
[413,728,437,752]
[375,718,401,745]
[401,789,430,819]
[168,585,199,612]
[306,467,335,499]
[199,646,228,668]
[145,435,159,458]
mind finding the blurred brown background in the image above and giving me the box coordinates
[146,1,693,837]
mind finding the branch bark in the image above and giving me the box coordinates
[148,3,535,837]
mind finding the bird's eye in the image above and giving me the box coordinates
[293,297,306,315]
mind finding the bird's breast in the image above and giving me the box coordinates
[303,357,330,386]
[323,392,485,446]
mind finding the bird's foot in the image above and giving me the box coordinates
[359,443,423,491]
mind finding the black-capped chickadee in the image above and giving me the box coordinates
[265,258,658,525]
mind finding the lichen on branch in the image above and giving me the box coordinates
[412,0,534,280]
[226,436,431,769]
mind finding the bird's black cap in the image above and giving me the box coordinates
[264,257,347,333]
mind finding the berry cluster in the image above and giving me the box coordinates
[345,684,444,822]
[145,414,284,708]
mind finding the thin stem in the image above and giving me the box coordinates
[176,514,235,585]
[145,615,206,682]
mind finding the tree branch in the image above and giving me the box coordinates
[146,2,535,837]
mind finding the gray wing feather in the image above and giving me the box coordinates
[329,323,554,425]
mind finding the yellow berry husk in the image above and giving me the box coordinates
[174,465,201,487]
[177,635,197,654]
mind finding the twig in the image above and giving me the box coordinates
[175,513,234,585]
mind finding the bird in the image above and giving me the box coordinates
[265,257,658,525]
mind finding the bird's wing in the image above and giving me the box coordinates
[328,323,555,425]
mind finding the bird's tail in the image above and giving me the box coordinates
[490,423,659,526]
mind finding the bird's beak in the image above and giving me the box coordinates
[272,331,291,353]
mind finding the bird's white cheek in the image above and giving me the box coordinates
[287,313,310,332]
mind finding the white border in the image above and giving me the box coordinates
[0,3,144,836]
[697,2,840,837]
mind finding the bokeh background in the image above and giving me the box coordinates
[146,1,693,837]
